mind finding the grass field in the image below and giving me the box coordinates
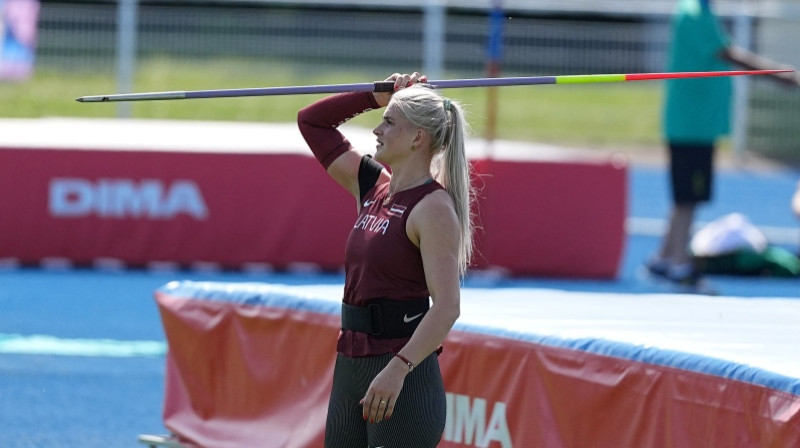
[1,59,664,150]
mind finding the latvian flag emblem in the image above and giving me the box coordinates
[388,204,407,217]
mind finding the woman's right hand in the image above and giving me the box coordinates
[373,72,428,107]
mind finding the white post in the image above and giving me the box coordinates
[423,0,445,80]
[116,0,137,118]
[731,6,754,166]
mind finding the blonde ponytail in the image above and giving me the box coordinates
[391,86,474,276]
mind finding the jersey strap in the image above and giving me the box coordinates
[358,154,384,204]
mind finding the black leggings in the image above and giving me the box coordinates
[325,352,446,448]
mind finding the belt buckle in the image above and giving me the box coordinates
[368,303,383,336]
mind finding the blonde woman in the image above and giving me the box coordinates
[298,72,473,447]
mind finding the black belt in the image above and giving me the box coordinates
[341,297,430,339]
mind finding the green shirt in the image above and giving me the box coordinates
[664,0,732,143]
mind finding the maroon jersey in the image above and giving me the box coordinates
[297,91,443,357]
[338,179,443,357]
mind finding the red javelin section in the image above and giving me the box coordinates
[625,69,792,81]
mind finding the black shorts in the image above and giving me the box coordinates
[668,142,714,205]
[325,352,446,448]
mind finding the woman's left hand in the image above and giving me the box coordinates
[360,356,409,423]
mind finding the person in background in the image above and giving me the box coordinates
[646,0,800,287]
[297,72,474,448]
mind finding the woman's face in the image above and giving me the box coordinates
[373,102,418,164]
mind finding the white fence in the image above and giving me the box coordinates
[30,0,800,162]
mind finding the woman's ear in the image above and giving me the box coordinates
[411,128,429,150]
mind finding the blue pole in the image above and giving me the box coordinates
[487,0,504,65]
[485,0,504,144]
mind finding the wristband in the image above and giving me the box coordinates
[394,353,415,373]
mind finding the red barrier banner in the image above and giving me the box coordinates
[0,142,626,277]
[158,294,339,448]
[155,286,800,448]
[470,159,626,277]
[440,331,800,447]
[0,148,354,269]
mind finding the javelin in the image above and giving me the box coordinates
[75,69,792,102]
